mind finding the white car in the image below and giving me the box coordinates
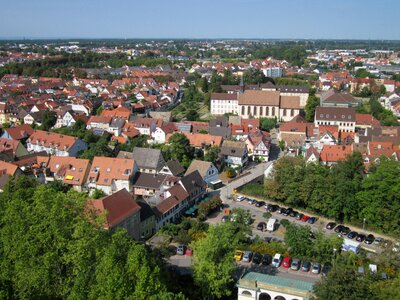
[272,253,282,268]
[236,196,245,202]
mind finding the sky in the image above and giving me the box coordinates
[0,0,399,40]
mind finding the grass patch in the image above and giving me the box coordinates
[239,183,266,198]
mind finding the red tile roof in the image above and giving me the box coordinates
[88,157,136,186]
[320,145,352,163]
[4,124,34,140]
[88,188,141,229]
[28,130,80,152]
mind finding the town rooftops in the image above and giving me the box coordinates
[180,170,206,194]
[320,145,353,163]
[321,89,357,105]
[0,160,19,176]
[133,173,168,189]
[88,188,141,229]
[165,160,185,176]
[315,106,356,122]
[210,93,238,100]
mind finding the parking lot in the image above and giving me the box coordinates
[215,193,393,254]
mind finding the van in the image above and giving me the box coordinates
[267,218,277,232]
[272,253,282,267]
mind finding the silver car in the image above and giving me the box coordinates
[176,244,186,255]
[291,258,301,271]
[312,262,321,274]
[242,251,253,262]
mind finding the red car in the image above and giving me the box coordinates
[301,215,310,222]
[185,248,193,255]
[282,256,291,268]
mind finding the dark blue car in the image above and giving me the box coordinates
[307,217,317,224]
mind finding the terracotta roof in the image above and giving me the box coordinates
[0,160,19,176]
[4,124,34,140]
[88,188,141,229]
[47,156,90,186]
[279,122,309,133]
[154,184,189,216]
[166,132,223,148]
[320,145,352,163]
[87,115,112,124]
[28,130,81,152]
[87,157,136,186]
[367,141,395,157]
[321,90,357,105]
[280,96,301,109]
[238,90,280,106]
[318,125,339,140]
[355,114,380,126]
[100,106,131,119]
[0,138,22,155]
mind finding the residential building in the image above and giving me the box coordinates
[136,200,156,239]
[261,67,283,78]
[320,89,358,107]
[130,147,166,174]
[320,145,353,165]
[185,160,219,185]
[1,124,34,142]
[210,93,238,115]
[246,130,271,161]
[159,159,185,177]
[45,156,91,192]
[0,138,29,160]
[26,130,88,157]
[314,107,356,132]
[133,173,177,199]
[220,140,248,167]
[0,160,23,191]
[87,189,141,240]
[86,157,138,195]
[179,170,207,204]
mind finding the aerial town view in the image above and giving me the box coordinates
[0,1,400,299]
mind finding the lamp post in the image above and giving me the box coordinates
[363,218,366,232]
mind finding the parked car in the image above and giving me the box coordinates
[255,201,265,208]
[356,234,366,242]
[267,204,279,212]
[301,215,310,222]
[334,225,344,233]
[243,251,253,262]
[252,253,262,264]
[248,198,256,205]
[340,227,351,236]
[307,217,317,224]
[373,237,383,245]
[284,208,293,216]
[272,253,283,267]
[257,222,266,231]
[291,259,301,271]
[185,248,193,255]
[365,234,375,244]
[277,207,285,214]
[312,262,321,274]
[301,261,311,272]
[177,244,186,255]
[347,231,358,239]
[234,250,244,261]
[322,263,332,276]
[282,256,291,268]
[326,222,336,230]
[289,210,298,218]
[236,196,245,202]
[261,254,272,265]
[296,213,304,220]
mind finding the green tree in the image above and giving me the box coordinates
[185,109,199,121]
[40,110,57,131]
[313,265,377,300]
[204,146,220,163]
[192,221,248,299]
[168,133,193,167]
[201,77,209,93]
[305,95,320,122]
[284,223,313,259]
[96,105,104,116]
[259,117,277,131]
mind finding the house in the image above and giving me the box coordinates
[133,173,177,199]
[185,160,219,185]
[0,102,11,124]
[0,138,29,160]
[1,124,34,142]
[153,184,190,230]
[166,132,223,149]
[26,130,88,157]
[130,147,166,174]
[314,107,356,132]
[278,116,311,149]
[87,189,141,240]
[152,122,177,143]
[86,157,138,195]
[159,159,185,177]
[220,140,248,167]
[0,160,23,191]
[132,117,163,136]
[23,111,46,126]
[320,145,353,165]
[136,199,156,239]
[320,89,358,107]
[179,170,207,204]
[45,156,91,192]
[355,113,380,129]
[246,130,271,161]
[304,145,320,164]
